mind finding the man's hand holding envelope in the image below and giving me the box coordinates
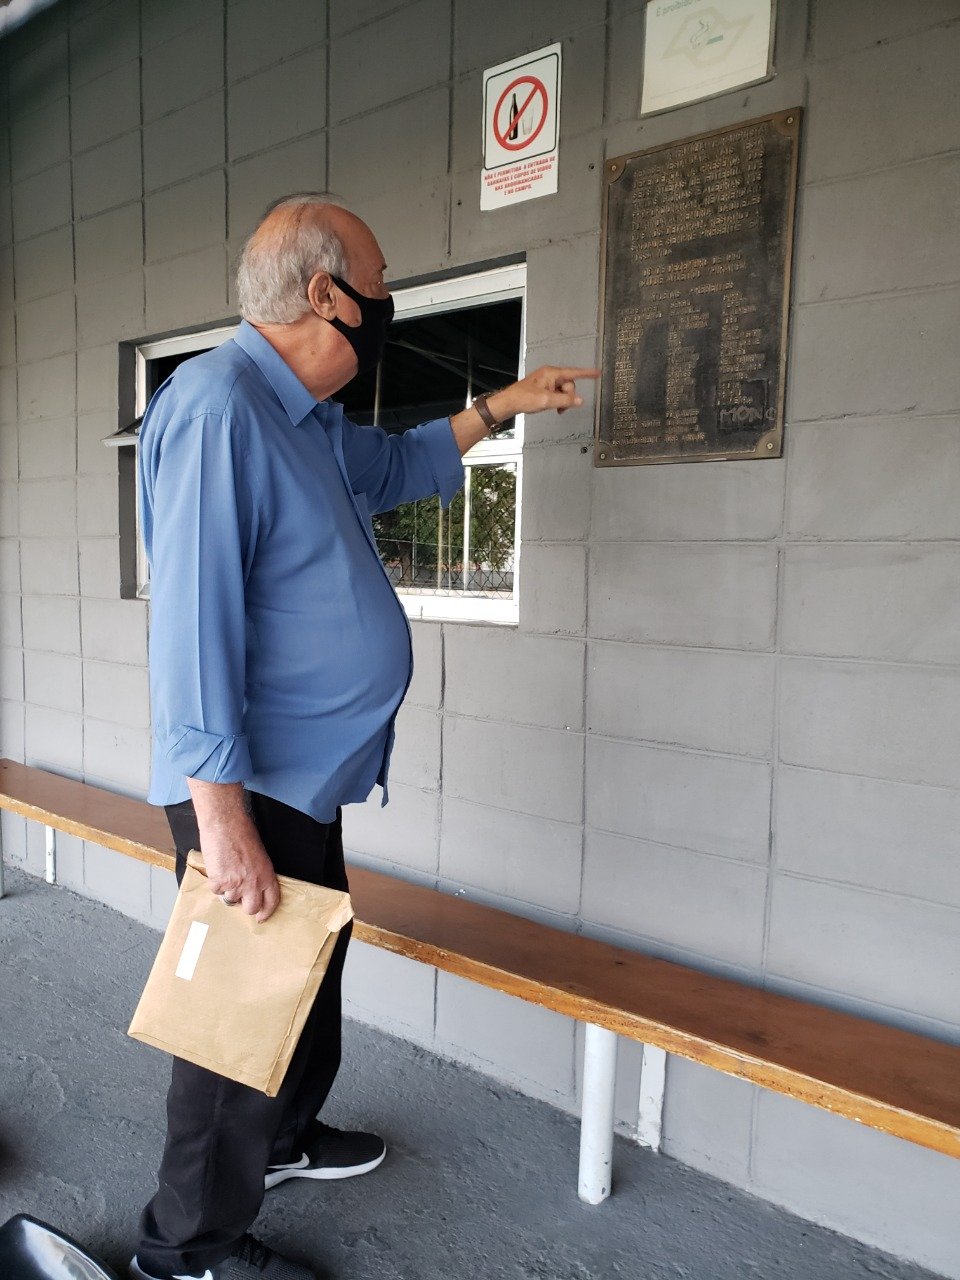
[128,852,353,1096]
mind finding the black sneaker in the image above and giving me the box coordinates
[264,1120,387,1189]
[129,1233,316,1280]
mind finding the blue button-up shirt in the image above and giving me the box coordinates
[138,321,464,822]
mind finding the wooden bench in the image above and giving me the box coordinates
[2,756,959,1205]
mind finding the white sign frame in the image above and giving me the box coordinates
[481,42,562,211]
[641,0,775,116]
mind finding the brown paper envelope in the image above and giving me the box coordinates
[128,860,353,1095]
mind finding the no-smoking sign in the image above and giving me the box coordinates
[482,43,561,211]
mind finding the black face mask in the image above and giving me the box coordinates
[327,275,394,374]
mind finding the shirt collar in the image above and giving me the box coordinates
[233,320,319,427]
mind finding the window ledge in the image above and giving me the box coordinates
[398,593,519,625]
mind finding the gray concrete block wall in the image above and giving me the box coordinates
[0,0,154,933]
[2,1,960,1274]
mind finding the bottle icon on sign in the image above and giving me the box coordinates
[508,93,519,141]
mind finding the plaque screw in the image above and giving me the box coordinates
[786,116,794,124]
[599,452,607,460]
[767,442,774,450]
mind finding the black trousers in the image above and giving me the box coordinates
[136,792,352,1276]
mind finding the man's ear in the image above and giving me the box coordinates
[307,271,338,318]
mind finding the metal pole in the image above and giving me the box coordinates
[462,467,472,592]
[373,358,382,427]
[436,503,443,590]
[578,1023,618,1204]
[463,338,472,593]
[447,492,453,588]
[44,825,56,885]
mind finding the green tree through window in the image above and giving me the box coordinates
[374,464,516,595]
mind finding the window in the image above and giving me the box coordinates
[110,325,238,597]
[113,265,526,623]
[337,264,526,624]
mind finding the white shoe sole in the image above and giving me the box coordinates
[264,1145,386,1189]
[129,1256,213,1280]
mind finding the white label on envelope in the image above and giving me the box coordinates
[175,921,209,981]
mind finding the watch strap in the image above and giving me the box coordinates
[472,392,500,432]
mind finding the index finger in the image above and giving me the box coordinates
[240,883,264,918]
[554,367,601,379]
[256,878,282,924]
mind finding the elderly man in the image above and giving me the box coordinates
[130,194,597,1280]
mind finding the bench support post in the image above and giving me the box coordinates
[44,824,56,885]
[637,1043,667,1151]
[578,1023,618,1205]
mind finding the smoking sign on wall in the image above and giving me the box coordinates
[641,0,775,115]
[481,43,562,211]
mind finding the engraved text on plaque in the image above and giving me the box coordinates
[595,110,801,466]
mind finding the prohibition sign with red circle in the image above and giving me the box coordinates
[493,74,549,152]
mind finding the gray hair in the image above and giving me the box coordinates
[236,193,349,324]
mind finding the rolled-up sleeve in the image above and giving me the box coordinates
[143,407,258,785]
[340,414,465,514]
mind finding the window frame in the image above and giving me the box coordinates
[382,263,526,625]
[125,325,239,598]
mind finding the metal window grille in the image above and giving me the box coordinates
[375,461,518,598]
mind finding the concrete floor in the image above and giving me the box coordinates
[0,866,944,1280]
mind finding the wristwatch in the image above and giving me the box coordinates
[471,392,507,434]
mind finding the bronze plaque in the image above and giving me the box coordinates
[595,109,801,467]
